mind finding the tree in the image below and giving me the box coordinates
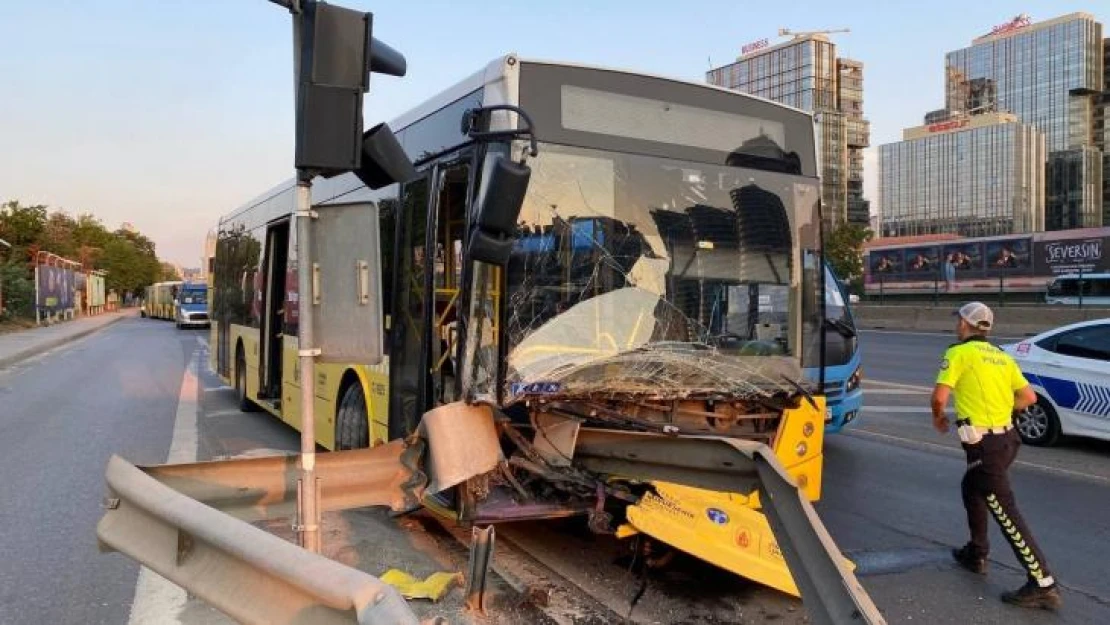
[41,212,78,259]
[0,262,35,318]
[0,201,48,257]
[160,262,182,281]
[824,223,873,293]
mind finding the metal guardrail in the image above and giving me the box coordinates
[97,453,426,625]
[140,439,425,522]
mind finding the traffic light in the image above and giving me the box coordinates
[293,1,409,177]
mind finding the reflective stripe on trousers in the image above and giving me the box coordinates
[961,428,1054,585]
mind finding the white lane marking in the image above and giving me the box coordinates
[863,388,929,395]
[848,428,1110,485]
[861,406,932,413]
[865,379,935,393]
[127,350,201,625]
[204,409,244,418]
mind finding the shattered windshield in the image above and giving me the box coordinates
[503,142,821,401]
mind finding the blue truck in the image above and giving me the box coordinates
[174,282,210,329]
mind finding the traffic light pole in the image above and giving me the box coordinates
[294,175,321,553]
[269,0,411,553]
[275,0,322,553]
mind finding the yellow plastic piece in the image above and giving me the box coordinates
[615,523,641,539]
[772,395,826,502]
[380,569,463,601]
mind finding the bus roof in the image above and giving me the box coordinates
[222,54,815,226]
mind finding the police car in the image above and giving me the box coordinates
[1001,318,1110,446]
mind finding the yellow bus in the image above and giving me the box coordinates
[143,280,182,320]
[211,55,831,596]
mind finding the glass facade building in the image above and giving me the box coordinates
[707,36,871,228]
[945,13,1105,229]
[878,114,1046,238]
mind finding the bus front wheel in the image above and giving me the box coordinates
[335,382,370,450]
[235,350,259,413]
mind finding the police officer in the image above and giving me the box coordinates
[931,302,1061,610]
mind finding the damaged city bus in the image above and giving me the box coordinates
[201,56,835,599]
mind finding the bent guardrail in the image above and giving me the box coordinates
[98,420,884,624]
[571,431,886,625]
[97,454,424,625]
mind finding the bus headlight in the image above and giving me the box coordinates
[846,366,863,392]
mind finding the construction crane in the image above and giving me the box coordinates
[778,27,850,40]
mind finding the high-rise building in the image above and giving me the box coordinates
[1100,38,1110,225]
[878,113,1046,238]
[707,33,871,229]
[944,13,1105,230]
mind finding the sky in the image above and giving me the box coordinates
[1,1,1105,267]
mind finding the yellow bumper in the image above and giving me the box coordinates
[621,396,848,597]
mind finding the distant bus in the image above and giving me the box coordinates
[1045,273,1110,306]
[143,281,182,320]
[174,282,210,329]
[817,264,862,432]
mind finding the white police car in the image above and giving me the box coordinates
[1000,318,1110,446]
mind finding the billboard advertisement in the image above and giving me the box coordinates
[902,246,943,278]
[35,265,76,312]
[941,242,984,277]
[1033,235,1109,277]
[88,274,106,307]
[984,237,1033,276]
[868,248,903,278]
[864,228,1110,294]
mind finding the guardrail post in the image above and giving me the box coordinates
[465,525,495,612]
[998,275,1004,307]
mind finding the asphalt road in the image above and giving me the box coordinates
[0,318,190,624]
[2,321,1109,624]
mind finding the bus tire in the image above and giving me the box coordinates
[335,381,370,450]
[235,349,259,412]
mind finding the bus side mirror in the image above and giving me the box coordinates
[468,157,531,266]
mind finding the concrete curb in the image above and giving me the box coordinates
[0,312,132,370]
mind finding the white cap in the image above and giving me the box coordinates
[955,301,994,331]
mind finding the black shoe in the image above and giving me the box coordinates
[1001,580,1062,610]
[951,545,987,574]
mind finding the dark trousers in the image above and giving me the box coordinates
[962,428,1053,584]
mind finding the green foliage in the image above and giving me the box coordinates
[1,200,169,317]
[0,262,35,318]
[824,223,873,293]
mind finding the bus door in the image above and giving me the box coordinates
[388,157,473,439]
[259,219,290,404]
